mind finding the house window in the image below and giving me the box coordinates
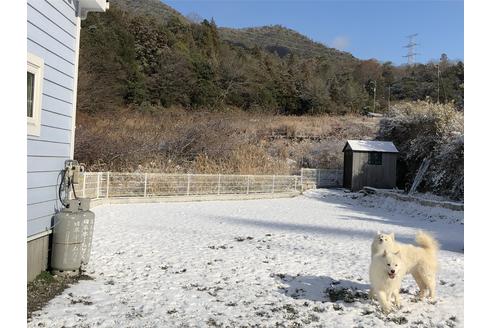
[368,152,382,165]
[27,53,44,136]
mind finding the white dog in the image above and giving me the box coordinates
[369,249,405,313]
[371,230,439,300]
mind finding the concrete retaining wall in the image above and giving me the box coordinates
[363,187,464,211]
[27,233,50,282]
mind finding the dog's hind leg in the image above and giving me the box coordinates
[412,272,428,300]
[422,272,436,301]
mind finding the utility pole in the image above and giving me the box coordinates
[403,33,419,66]
[436,64,440,104]
[373,80,377,112]
[388,85,391,110]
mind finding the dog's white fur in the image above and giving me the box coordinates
[369,249,405,313]
[371,232,395,256]
[371,230,439,300]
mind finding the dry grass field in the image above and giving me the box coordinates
[74,107,380,174]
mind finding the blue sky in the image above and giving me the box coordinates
[165,0,464,65]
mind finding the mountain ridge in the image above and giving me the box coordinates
[109,0,190,24]
[110,0,357,63]
[219,25,356,63]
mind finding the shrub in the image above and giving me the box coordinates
[379,101,463,200]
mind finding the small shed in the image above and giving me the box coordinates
[342,140,399,191]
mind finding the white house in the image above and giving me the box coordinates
[27,0,109,281]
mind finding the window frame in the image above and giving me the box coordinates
[368,152,383,165]
[27,53,44,136]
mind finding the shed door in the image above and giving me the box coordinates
[343,151,353,188]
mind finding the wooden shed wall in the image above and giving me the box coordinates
[350,152,397,191]
[27,0,78,237]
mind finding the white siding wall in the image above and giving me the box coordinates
[27,0,78,237]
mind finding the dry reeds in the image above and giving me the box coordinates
[74,107,379,174]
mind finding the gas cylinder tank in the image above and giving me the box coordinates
[51,200,84,274]
[79,198,95,266]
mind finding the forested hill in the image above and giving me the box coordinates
[77,0,464,115]
[219,25,356,63]
[106,0,189,24]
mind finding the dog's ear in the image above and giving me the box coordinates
[383,250,387,257]
[376,230,381,236]
[394,250,400,256]
[389,232,395,240]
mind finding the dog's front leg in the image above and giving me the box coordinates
[393,290,402,309]
[376,291,391,314]
[369,287,376,300]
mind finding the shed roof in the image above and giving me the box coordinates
[343,140,399,153]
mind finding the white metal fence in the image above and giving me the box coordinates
[74,172,301,199]
[300,168,343,189]
[73,169,343,200]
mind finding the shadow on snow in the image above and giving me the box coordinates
[206,189,463,253]
[274,274,370,303]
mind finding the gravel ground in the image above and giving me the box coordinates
[27,272,92,319]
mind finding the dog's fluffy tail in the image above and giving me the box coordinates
[415,231,439,256]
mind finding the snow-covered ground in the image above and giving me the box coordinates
[28,189,464,328]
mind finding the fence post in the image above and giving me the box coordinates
[144,173,148,197]
[217,174,221,195]
[187,174,191,196]
[300,169,304,192]
[294,176,297,191]
[246,176,250,194]
[106,171,110,198]
[96,172,101,199]
[82,173,86,198]
[272,175,275,193]
[316,169,320,188]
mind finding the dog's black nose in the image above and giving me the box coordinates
[390,269,395,274]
